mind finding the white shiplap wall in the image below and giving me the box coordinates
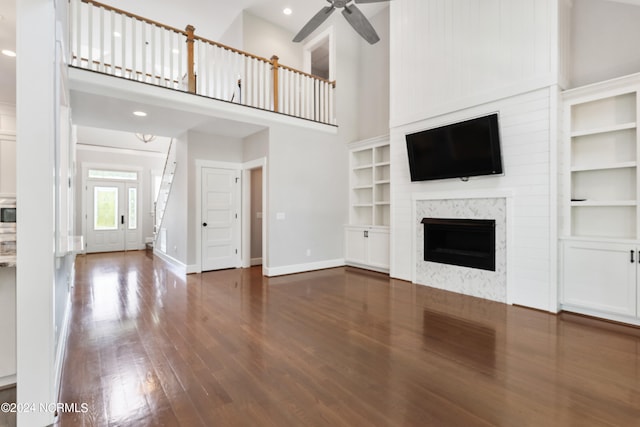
[391,88,557,311]
[390,0,558,128]
[389,0,564,311]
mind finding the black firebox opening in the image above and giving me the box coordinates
[421,218,496,271]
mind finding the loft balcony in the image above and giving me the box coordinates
[69,0,337,126]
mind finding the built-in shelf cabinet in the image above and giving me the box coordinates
[561,73,640,325]
[346,136,390,273]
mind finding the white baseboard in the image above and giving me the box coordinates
[265,258,345,277]
[345,262,389,274]
[153,249,187,275]
[0,375,16,388]
[186,264,200,274]
[54,292,72,401]
[251,257,263,266]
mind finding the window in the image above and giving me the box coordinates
[88,169,138,181]
[94,186,118,230]
[128,188,137,230]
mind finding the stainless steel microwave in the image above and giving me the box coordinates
[0,198,16,224]
[0,207,16,223]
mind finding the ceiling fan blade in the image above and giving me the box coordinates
[342,4,380,44]
[293,6,336,42]
[354,0,392,3]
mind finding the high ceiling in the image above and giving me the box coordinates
[0,0,388,136]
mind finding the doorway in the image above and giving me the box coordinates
[86,179,140,253]
[303,28,334,81]
[250,167,263,266]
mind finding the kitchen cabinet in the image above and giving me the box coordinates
[0,267,16,387]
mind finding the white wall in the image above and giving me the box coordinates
[242,11,303,69]
[16,0,73,424]
[266,124,348,270]
[243,128,268,162]
[357,7,390,140]
[570,0,640,88]
[392,88,557,310]
[160,133,188,264]
[219,12,244,49]
[390,0,559,128]
[389,0,561,312]
[186,131,244,266]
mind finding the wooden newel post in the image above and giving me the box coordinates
[271,55,280,112]
[186,25,196,94]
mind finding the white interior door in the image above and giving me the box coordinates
[86,181,140,253]
[201,167,240,271]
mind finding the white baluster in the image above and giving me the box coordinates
[141,23,148,83]
[178,31,183,90]
[258,60,264,109]
[87,3,93,69]
[168,31,174,87]
[110,9,115,75]
[131,18,136,80]
[99,6,105,72]
[150,24,156,85]
[121,15,126,78]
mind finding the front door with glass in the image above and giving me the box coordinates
[86,180,140,253]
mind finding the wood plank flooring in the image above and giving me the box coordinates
[58,251,640,426]
[0,387,16,427]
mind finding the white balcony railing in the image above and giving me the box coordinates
[69,0,336,125]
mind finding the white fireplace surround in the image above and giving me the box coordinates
[411,189,514,304]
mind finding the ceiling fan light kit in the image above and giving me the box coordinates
[293,0,391,45]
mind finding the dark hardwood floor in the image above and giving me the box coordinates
[0,386,16,427]
[58,251,640,426]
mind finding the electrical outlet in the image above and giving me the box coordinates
[306,249,311,257]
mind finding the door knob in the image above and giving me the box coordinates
[202,222,208,227]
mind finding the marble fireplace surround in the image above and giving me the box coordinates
[411,189,514,304]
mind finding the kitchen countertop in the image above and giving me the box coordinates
[0,233,16,268]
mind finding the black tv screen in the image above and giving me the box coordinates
[405,113,503,182]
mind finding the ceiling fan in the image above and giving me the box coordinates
[293,0,391,45]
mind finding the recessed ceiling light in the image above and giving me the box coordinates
[172,48,180,54]
[113,31,121,38]
[1,50,16,58]
[133,111,147,117]
[283,7,292,15]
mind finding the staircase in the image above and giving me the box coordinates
[154,139,176,250]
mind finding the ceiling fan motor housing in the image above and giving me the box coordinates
[332,0,351,8]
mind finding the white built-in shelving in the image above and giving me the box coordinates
[561,73,640,325]
[349,139,391,227]
[346,135,390,273]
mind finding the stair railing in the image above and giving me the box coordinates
[69,0,337,125]
[154,138,176,247]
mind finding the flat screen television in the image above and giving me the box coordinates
[405,113,503,182]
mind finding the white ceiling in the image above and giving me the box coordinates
[5,0,640,140]
[71,89,267,139]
